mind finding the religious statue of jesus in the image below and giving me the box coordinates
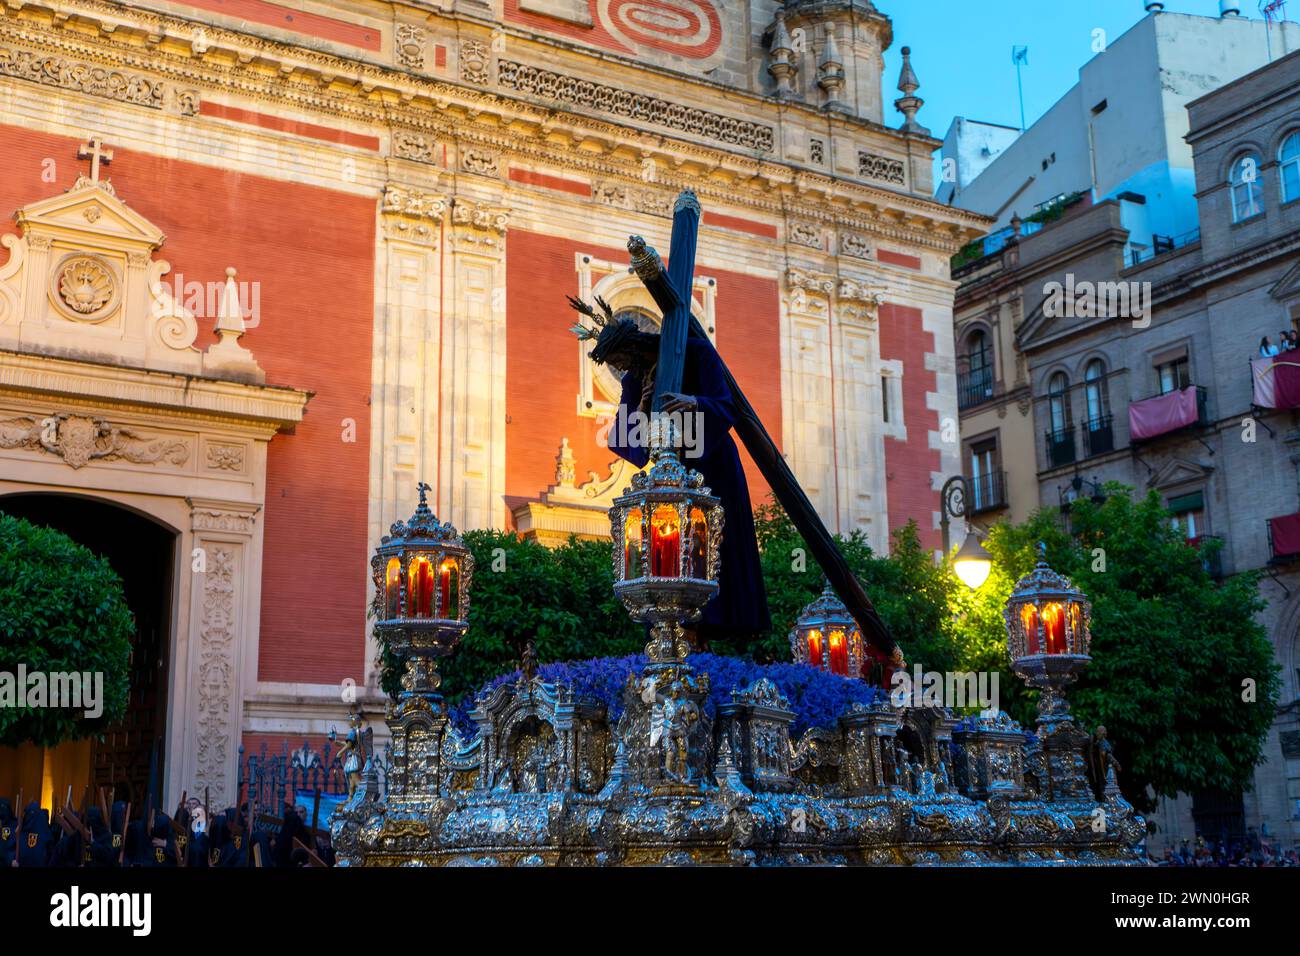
[570,297,771,648]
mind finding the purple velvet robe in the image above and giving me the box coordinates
[609,337,771,638]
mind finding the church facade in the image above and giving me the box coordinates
[0,0,985,807]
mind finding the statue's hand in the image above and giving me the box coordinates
[660,392,697,414]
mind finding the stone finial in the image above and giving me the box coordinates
[214,267,246,336]
[817,25,845,111]
[203,266,264,381]
[768,9,798,98]
[894,46,928,135]
[555,437,576,488]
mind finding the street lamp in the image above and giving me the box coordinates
[941,474,993,589]
[952,531,993,590]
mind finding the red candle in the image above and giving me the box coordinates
[409,558,433,618]
[385,558,400,619]
[1021,604,1040,655]
[438,560,453,617]
[828,629,848,676]
[807,629,823,668]
[624,510,643,578]
[650,508,680,577]
[1043,603,1066,654]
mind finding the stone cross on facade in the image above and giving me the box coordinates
[77,135,114,182]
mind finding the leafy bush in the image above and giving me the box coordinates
[0,513,132,746]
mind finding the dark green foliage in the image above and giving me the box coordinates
[982,487,1280,812]
[0,513,133,746]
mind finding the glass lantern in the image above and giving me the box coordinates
[1003,545,1092,729]
[609,437,724,667]
[789,583,883,682]
[370,481,473,708]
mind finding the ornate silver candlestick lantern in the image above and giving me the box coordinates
[790,582,869,680]
[608,421,724,667]
[1004,545,1094,799]
[371,481,473,715]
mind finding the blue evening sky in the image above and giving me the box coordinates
[878,0,1279,138]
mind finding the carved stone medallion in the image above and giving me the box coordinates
[50,253,120,322]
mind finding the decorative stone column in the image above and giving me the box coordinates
[183,499,260,809]
[783,267,837,524]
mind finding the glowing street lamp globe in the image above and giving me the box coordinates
[952,530,993,590]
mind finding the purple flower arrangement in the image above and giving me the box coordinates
[448,653,885,738]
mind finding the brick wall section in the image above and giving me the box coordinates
[504,229,781,516]
[199,102,381,151]
[167,0,381,50]
[0,123,375,686]
[507,167,592,197]
[877,249,923,270]
[877,302,940,551]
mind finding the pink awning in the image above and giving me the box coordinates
[1128,386,1199,441]
[1270,513,1300,559]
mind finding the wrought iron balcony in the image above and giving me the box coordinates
[1082,415,1114,457]
[957,367,995,410]
[966,470,1008,514]
[1045,426,1077,468]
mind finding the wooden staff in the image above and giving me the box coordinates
[116,801,131,865]
[13,789,22,868]
[292,836,327,867]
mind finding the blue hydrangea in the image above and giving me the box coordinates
[448,654,884,737]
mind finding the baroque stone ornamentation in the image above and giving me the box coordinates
[497,60,775,154]
[205,442,245,471]
[51,253,119,322]
[858,151,907,186]
[395,24,426,70]
[0,44,166,109]
[0,413,189,470]
[839,231,873,259]
[789,221,823,249]
[593,181,673,218]
[459,38,491,85]
[194,544,237,808]
[391,130,439,164]
[460,147,500,177]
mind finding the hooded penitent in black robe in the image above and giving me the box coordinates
[18,802,53,866]
[610,336,771,640]
[0,799,16,866]
[84,806,117,867]
[149,812,178,867]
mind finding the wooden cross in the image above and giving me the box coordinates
[77,136,114,182]
[627,191,897,657]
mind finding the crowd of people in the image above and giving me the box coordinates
[1259,330,1299,356]
[1155,835,1300,867]
[0,796,333,867]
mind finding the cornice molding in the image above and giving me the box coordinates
[0,0,991,254]
[0,348,310,431]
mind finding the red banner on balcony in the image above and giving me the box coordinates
[1128,386,1198,441]
[1251,357,1300,409]
[1270,513,1300,559]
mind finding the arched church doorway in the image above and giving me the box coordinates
[1,493,176,805]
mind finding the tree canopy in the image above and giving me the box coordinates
[0,512,133,746]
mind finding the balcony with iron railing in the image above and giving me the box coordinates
[1128,385,1208,444]
[1082,415,1114,457]
[1044,426,1077,469]
[966,470,1008,514]
[958,367,995,410]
